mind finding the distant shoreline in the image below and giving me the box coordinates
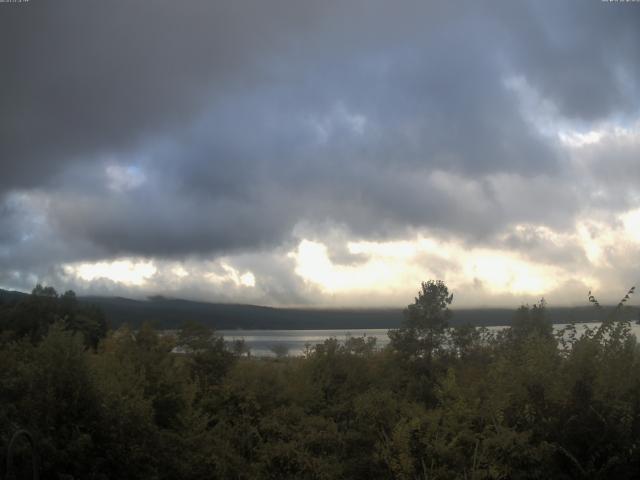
[2,288,635,330]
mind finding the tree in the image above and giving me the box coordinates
[178,321,236,391]
[510,298,552,342]
[389,280,453,363]
[31,284,58,298]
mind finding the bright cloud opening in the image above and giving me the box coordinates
[289,234,570,301]
[65,259,157,286]
[462,250,559,295]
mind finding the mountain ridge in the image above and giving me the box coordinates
[2,288,635,330]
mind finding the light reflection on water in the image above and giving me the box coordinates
[219,329,390,357]
[219,322,640,357]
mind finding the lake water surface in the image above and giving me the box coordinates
[219,322,640,357]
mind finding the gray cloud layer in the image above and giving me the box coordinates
[1,1,640,302]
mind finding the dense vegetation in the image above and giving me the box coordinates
[1,282,640,479]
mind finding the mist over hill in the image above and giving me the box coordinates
[1,288,632,330]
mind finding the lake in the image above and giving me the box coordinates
[219,328,391,356]
[219,322,640,357]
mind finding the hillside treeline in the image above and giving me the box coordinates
[1,282,640,479]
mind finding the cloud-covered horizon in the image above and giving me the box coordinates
[2,1,640,308]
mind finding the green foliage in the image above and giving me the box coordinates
[2,282,640,478]
[510,298,553,341]
[0,284,108,347]
[178,320,238,391]
[389,279,453,362]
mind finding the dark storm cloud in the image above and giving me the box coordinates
[0,0,332,191]
[1,0,640,286]
[503,1,640,122]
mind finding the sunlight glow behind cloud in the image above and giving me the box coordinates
[65,259,157,286]
[289,236,568,298]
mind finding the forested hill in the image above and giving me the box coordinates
[1,288,634,329]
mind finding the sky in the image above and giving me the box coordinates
[1,0,640,308]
